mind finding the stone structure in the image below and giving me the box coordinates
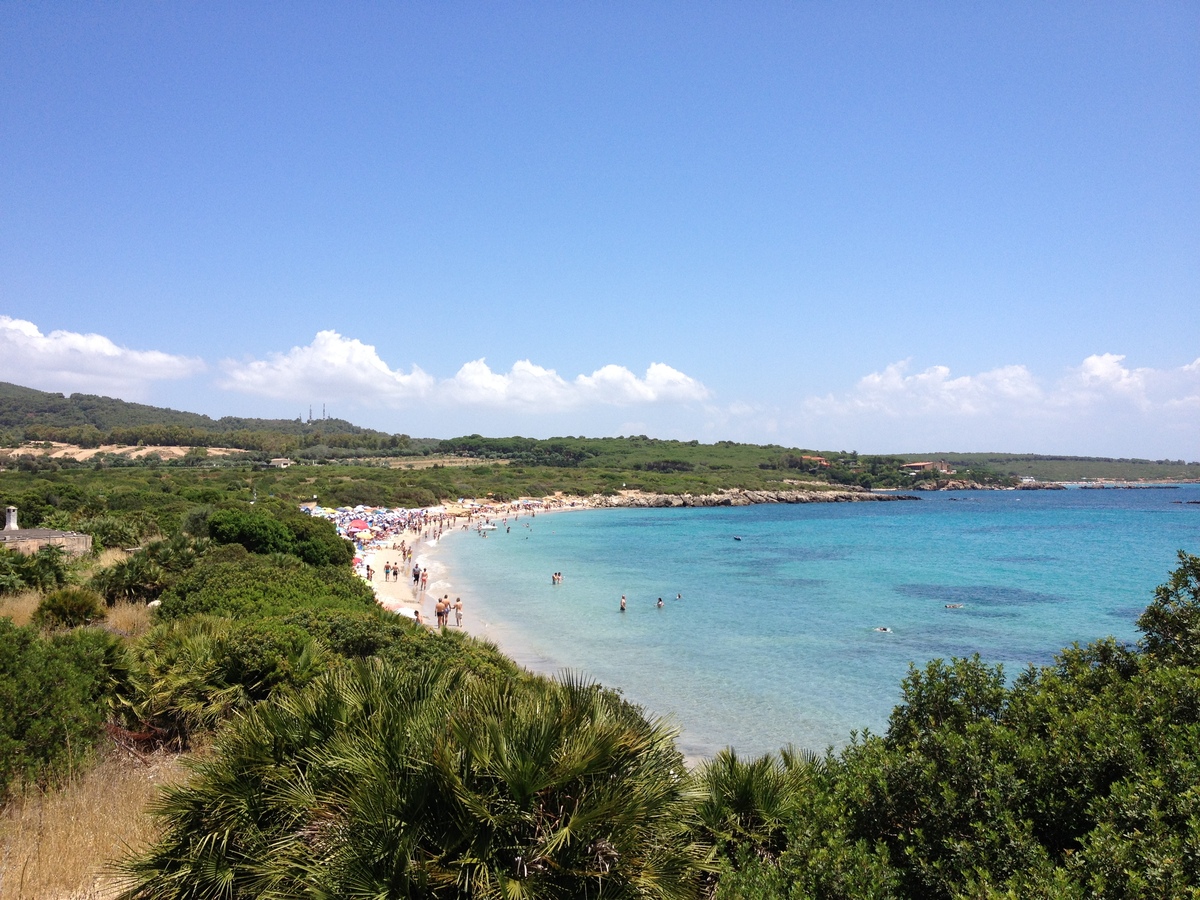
[0,506,92,557]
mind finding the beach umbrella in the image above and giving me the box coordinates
[348,519,369,530]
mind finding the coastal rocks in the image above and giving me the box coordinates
[591,489,918,508]
[913,480,989,491]
[912,480,1067,491]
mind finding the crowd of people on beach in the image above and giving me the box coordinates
[301,496,667,632]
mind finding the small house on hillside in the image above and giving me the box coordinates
[0,506,92,557]
[269,458,293,469]
[901,460,956,475]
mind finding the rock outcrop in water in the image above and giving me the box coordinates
[591,488,918,508]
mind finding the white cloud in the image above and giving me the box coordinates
[795,354,1200,456]
[218,330,434,404]
[219,331,709,411]
[577,362,710,405]
[806,354,1200,422]
[0,316,204,398]
[806,359,1043,417]
[1054,353,1200,414]
[441,359,575,408]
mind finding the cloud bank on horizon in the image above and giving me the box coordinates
[0,317,1196,458]
[216,329,710,410]
[0,316,205,399]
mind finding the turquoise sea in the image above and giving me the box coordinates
[428,487,1200,759]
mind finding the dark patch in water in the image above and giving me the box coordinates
[961,608,1021,619]
[783,546,852,562]
[895,583,1067,607]
[991,555,1060,564]
[1109,606,1146,623]
[966,523,1090,535]
[778,577,827,593]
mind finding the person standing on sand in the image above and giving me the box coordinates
[454,597,463,626]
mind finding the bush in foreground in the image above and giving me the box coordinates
[118,660,712,899]
[0,620,123,798]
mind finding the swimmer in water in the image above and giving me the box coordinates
[657,597,664,609]
[874,626,891,633]
[620,595,626,612]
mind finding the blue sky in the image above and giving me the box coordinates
[2,3,1197,457]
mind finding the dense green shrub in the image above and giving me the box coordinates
[207,508,295,556]
[0,547,26,594]
[205,506,353,567]
[0,544,72,594]
[155,545,375,621]
[279,607,411,658]
[0,621,123,798]
[118,661,712,899]
[279,510,354,567]
[33,586,107,629]
[221,620,327,700]
[76,514,147,550]
[118,616,328,747]
[90,552,168,604]
[89,532,210,605]
[20,544,71,592]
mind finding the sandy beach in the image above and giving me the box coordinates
[349,497,585,632]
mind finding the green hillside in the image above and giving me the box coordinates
[0,382,429,457]
[900,452,1200,482]
[0,381,378,436]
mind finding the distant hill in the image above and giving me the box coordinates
[2,382,1194,480]
[898,451,1199,482]
[0,381,431,457]
[0,381,374,435]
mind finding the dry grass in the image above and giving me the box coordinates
[386,455,511,470]
[95,549,128,568]
[73,550,128,584]
[0,592,40,627]
[0,747,190,900]
[105,601,152,638]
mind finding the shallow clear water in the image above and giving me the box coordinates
[429,487,1200,759]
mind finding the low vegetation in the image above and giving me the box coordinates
[0,461,1198,898]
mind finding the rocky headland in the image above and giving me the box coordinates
[591,488,918,508]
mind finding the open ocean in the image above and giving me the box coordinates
[428,486,1200,760]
